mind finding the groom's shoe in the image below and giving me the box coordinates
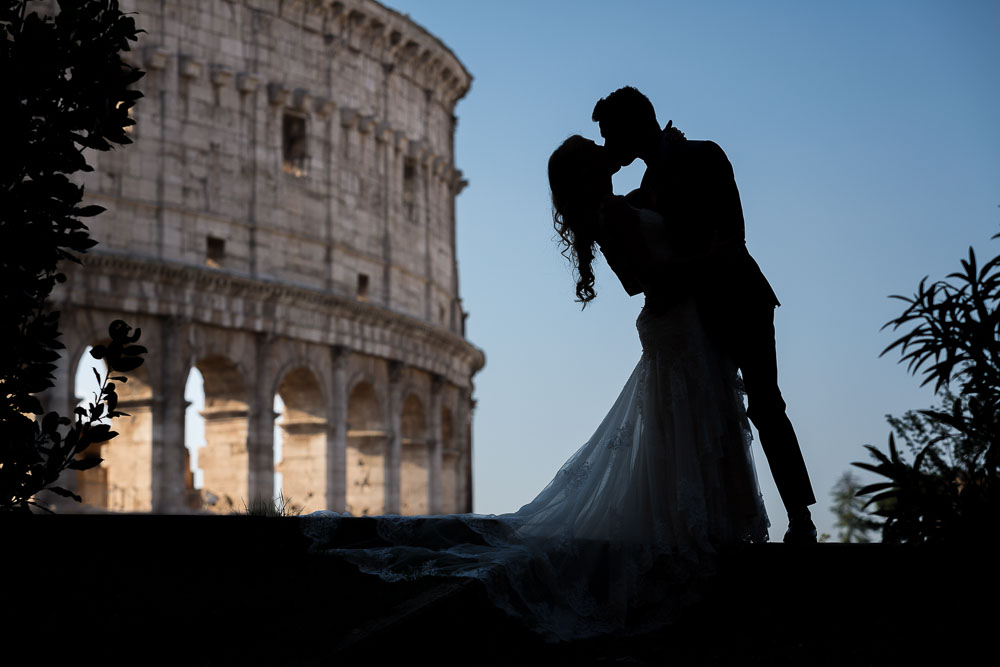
[783,508,817,544]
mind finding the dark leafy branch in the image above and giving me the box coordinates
[2,321,146,511]
[853,231,1000,543]
[0,0,145,512]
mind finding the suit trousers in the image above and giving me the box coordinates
[703,301,817,511]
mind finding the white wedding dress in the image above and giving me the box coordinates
[301,210,768,641]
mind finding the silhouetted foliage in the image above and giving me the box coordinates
[884,392,960,458]
[854,231,1000,543]
[0,0,144,512]
[829,471,879,543]
[2,321,147,511]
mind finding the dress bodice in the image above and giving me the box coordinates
[634,207,674,285]
[626,207,694,314]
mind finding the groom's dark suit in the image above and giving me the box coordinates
[629,130,816,511]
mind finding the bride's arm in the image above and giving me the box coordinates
[599,196,688,291]
[594,196,643,296]
[600,196,740,295]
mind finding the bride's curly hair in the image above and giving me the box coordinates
[548,135,608,307]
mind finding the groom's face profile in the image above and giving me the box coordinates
[598,121,639,169]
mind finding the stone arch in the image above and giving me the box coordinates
[195,354,250,512]
[400,392,429,514]
[274,366,327,514]
[400,393,426,443]
[269,354,330,410]
[346,379,386,515]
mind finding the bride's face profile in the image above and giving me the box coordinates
[589,143,615,197]
[576,138,614,189]
[548,136,613,220]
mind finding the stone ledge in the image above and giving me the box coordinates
[3,515,996,665]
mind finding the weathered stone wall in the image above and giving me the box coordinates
[45,0,483,515]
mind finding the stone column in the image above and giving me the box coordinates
[449,175,468,335]
[385,360,404,513]
[320,97,337,293]
[328,345,349,511]
[456,386,473,513]
[428,375,444,514]
[151,316,189,513]
[247,333,275,505]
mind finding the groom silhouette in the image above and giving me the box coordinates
[593,86,817,543]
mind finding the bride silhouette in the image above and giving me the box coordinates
[301,134,769,642]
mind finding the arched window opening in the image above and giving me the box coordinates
[73,347,108,509]
[194,355,249,513]
[275,367,326,515]
[184,366,206,506]
[72,345,154,512]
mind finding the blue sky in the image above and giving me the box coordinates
[383,0,1000,539]
[69,1,999,539]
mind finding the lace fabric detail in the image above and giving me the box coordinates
[301,301,769,642]
[606,419,634,450]
[563,460,591,490]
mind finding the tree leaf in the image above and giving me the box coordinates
[856,482,894,496]
[66,457,103,471]
[45,487,82,503]
[73,204,106,217]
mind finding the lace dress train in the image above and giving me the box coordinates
[301,299,768,641]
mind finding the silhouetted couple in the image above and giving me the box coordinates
[303,86,816,642]
[549,86,816,544]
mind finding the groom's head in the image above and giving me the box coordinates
[592,86,660,167]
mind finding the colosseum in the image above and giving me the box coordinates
[44,0,484,515]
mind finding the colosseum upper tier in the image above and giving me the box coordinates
[46,0,485,515]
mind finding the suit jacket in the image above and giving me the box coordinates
[636,131,780,313]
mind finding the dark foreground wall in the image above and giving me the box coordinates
[3,515,996,665]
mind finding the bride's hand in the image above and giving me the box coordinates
[665,120,686,143]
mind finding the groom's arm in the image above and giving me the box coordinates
[693,141,746,245]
